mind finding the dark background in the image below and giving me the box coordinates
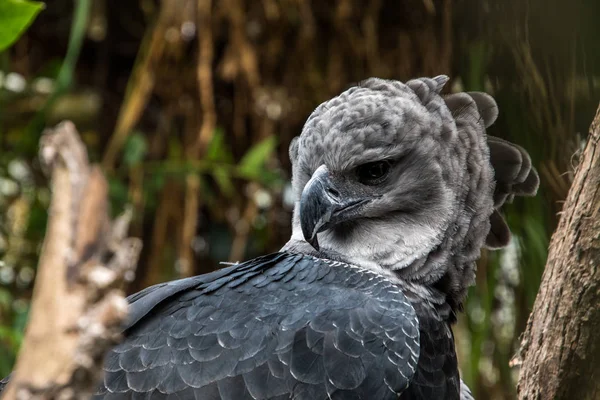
[1,1,599,398]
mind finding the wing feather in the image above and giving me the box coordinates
[95,253,421,400]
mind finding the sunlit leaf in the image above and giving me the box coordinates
[0,0,45,51]
[238,136,276,178]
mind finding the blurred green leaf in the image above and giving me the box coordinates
[238,136,276,178]
[26,201,48,240]
[123,132,148,166]
[146,169,166,201]
[0,288,11,309]
[212,166,235,197]
[0,344,15,378]
[0,326,20,348]
[206,128,234,163]
[255,169,285,187]
[0,0,44,51]
[12,303,29,334]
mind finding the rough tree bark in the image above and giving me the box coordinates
[1,122,142,400]
[517,105,600,399]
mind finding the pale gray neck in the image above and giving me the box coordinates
[281,207,446,282]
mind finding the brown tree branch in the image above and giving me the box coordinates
[2,122,141,400]
[517,105,600,399]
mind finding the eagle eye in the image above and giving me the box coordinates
[357,160,391,185]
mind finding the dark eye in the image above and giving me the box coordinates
[357,161,392,185]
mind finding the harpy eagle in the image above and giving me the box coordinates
[0,76,539,399]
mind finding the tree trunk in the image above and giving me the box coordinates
[1,122,141,400]
[517,105,600,399]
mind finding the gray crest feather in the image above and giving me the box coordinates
[486,209,512,249]
[443,93,539,250]
[467,92,498,128]
[289,136,300,165]
[483,136,539,249]
[406,76,449,105]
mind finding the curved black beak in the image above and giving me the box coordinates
[299,166,369,251]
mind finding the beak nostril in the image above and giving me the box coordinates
[326,187,341,199]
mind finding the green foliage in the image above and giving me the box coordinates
[457,31,553,397]
[206,128,234,163]
[212,166,235,197]
[0,0,44,51]
[206,129,236,196]
[0,288,28,377]
[144,131,281,195]
[238,136,277,179]
[25,0,91,134]
[123,132,148,166]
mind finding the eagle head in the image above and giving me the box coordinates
[283,76,539,307]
